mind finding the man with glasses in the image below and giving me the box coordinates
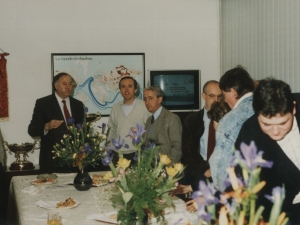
[177,80,223,194]
[209,66,255,191]
[28,72,84,173]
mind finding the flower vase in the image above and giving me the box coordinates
[73,168,92,191]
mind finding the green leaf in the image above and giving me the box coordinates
[122,192,133,206]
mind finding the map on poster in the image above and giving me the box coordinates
[52,54,145,116]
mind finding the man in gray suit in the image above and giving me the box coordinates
[143,86,182,165]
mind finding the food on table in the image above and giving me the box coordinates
[32,177,56,184]
[92,174,104,185]
[109,214,118,220]
[34,173,58,184]
[56,198,76,208]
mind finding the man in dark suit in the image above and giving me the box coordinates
[179,80,223,191]
[28,72,84,173]
[235,78,300,224]
[143,86,182,165]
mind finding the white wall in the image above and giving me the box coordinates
[0,0,220,166]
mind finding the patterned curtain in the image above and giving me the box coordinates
[0,54,9,121]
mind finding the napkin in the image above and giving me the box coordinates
[21,185,44,195]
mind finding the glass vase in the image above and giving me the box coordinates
[73,168,92,191]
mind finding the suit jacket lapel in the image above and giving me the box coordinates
[154,107,166,135]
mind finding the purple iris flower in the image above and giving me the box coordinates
[231,141,273,170]
[82,143,93,154]
[107,136,129,152]
[67,117,75,125]
[265,186,285,203]
[76,123,83,130]
[126,124,145,145]
[223,173,245,189]
[197,203,212,222]
[144,142,155,151]
[133,152,138,161]
[192,181,219,205]
[85,107,88,113]
[101,150,114,166]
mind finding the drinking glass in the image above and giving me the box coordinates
[47,212,61,225]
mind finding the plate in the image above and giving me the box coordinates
[86,211,118,224]
[35,200,80,210]
[31,179,58,186]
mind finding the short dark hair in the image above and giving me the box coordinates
[253,78,294,117]
[52,72,75,91]
[219,65,255,99]
[207,101,231,122]
[118,76,137,90]
[202,80,219,93]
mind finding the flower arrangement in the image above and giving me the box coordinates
[52,108,107,171]
[184,141,288,225]
[101,124,185,225]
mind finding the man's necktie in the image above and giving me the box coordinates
[151,115,155,124]
[207,120,216,161]
[62,100,71,124]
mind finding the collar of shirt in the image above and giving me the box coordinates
[233,92,253,109]
[152,106,163,121]
[121,98,136,116]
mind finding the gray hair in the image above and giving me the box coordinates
[144,86,164,98]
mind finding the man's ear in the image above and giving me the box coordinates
[158,96,163,104]
[230,88,238,99]
[201,92,206,100]
[293,101,297,115]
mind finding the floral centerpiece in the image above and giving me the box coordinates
[184,141,288,225]
[52,108,107,190]
[101,124,185,224]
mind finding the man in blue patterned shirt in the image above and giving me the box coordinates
[209,65,255,191]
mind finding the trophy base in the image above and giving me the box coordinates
[9,162,35,171]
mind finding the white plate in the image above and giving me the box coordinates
[86,211,118,224]
[31,179,58,186]
[92,182,108,187]
[35,200,80,210]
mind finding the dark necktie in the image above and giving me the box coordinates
[62,100,71,124]
[151,115,155,124]
[207,120,216,161]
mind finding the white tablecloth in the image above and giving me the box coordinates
[8,172,191,225]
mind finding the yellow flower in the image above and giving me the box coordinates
[103,171,113,180]
[166,166,178,177]
[173,163,184,172]
[117,158,131,170]
[159,154,171,165]
[227,167,239,191]
[251,181,266,194]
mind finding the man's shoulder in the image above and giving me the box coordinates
[184,109,204,122]
[35,94,55,103]
[162,107,179,119]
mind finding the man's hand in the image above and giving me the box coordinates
[171,184,193,195]
[204,169,211,178]
[44,120,64,131]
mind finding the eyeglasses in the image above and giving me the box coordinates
[204,93,223,100]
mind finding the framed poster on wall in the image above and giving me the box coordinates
[51,53,145,116]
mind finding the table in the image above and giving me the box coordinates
[8,172,191,225]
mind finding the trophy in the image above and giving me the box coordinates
[4,139,40,170]
[86,111,101,123]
